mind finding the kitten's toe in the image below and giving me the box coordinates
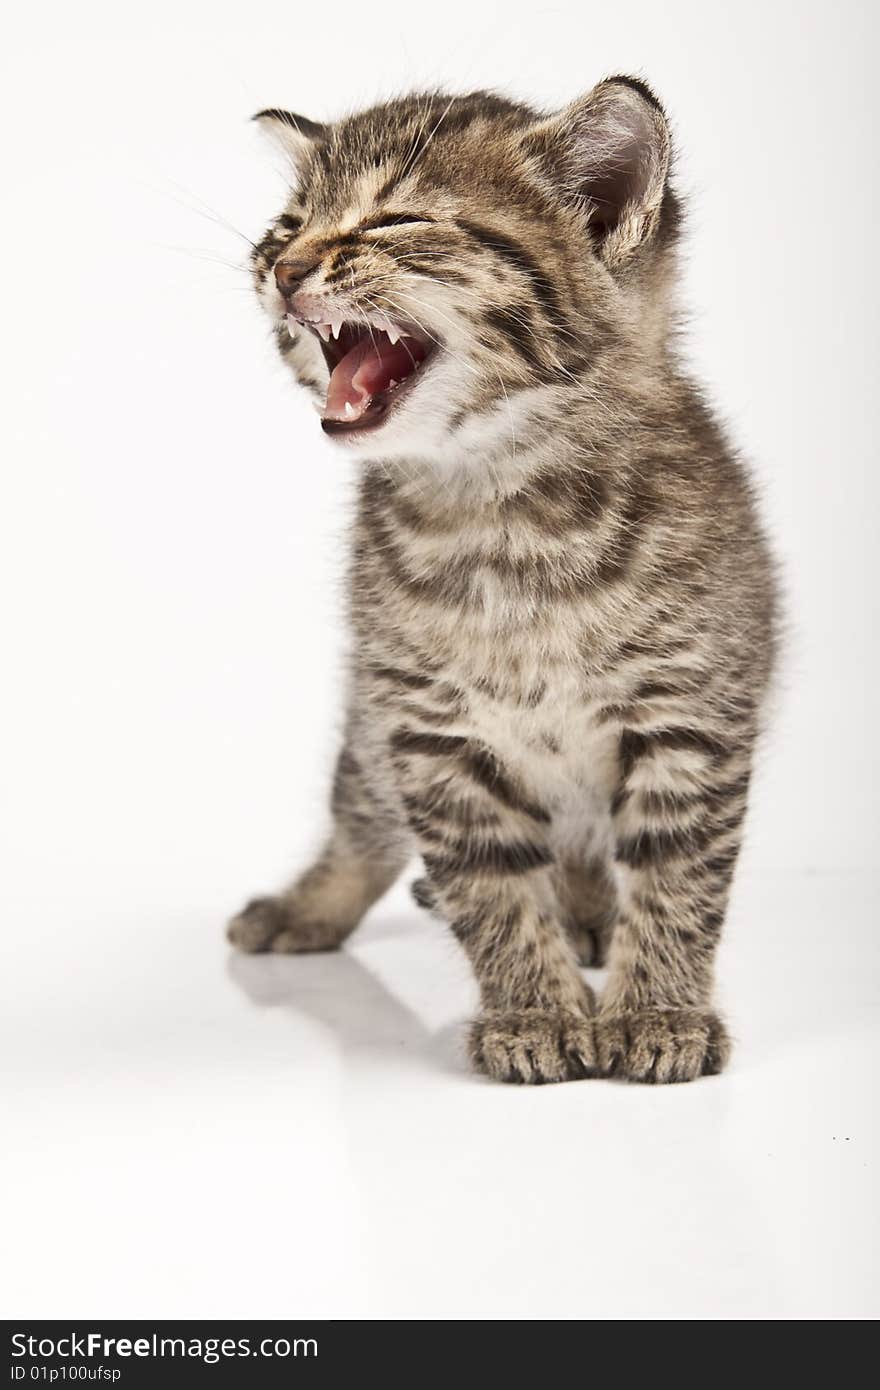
[594,1008,730,1083]
[226,897,286,953]
[226,896,346,954]
[468,1000,598,1084]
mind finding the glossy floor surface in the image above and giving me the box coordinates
[3,869,876,1320]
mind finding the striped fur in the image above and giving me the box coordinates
[228,79,779,1085]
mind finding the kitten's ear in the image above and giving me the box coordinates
[252,108,328,179]
[536,77,674,266]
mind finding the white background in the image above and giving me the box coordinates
[2,0,877,1320]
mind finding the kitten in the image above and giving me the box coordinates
[228,79,778,1084]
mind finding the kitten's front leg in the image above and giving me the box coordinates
[596,728,753,1082]
[393,729,596,1083]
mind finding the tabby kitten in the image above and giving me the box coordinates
[227,78,778,1084]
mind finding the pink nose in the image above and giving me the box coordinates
[274,259,317,294]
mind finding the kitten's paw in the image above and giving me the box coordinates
[226,897,346,954]
[594,1008,730,1083]
[468,1003,598,1084]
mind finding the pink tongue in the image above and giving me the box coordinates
[323,336,423,422]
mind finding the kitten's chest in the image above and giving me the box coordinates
[361,583,623,809]
[354,490,628,804]
[466,656,622,811]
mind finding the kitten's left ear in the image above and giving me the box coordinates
[252,108,328,179]
[533,76,675,267]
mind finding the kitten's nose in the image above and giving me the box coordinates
[274,258,317,294]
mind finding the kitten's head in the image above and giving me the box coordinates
[252,78,679,462]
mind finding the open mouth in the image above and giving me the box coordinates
[286,308,435,435]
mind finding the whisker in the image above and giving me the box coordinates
[143,177,259,251]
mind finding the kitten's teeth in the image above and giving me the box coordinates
[344,402,356,419]
[386,324,400,345]
[315,322,331,342]
[388,379,399,389]
[331,317,342,340]
[286,316,298,339]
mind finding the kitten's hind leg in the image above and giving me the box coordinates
[227,745,409,954]
[556,855,618,968]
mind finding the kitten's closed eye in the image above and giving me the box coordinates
[363,212,436,229]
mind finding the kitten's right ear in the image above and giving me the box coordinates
[252,109,328,179]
